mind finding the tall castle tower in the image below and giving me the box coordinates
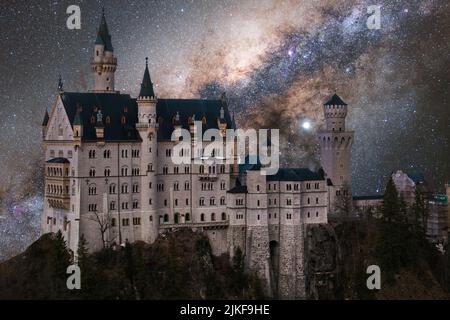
[91,10,117,92]
[136,58,159,243]
[317,94,354,212]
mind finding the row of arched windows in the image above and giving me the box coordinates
[46,184,69,196]
[199,196,226,206]
[46,166,69,177]
[88,186,97,195]
[159,212,227,223]
[320,136,352,144]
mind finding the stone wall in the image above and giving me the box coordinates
[278,224,306,299]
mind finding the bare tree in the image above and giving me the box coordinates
[88,210,115,249]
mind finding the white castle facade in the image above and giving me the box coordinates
[40,13,353,299]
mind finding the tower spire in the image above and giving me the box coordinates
[95,8,113,52]
[58,74,64,93]
[139,57,155,99]
[91,8,117,92]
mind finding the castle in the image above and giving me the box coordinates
[40,13,353,299]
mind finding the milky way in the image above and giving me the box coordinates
[0,0,449,204]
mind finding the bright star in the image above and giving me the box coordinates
[301,120,311,130]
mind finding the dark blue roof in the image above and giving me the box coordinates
[324,93,347,106]
[60,93,233,142]
[42,110,49,126]
[46,157,70,164]
[95,12,113,52]
[61,92,141,142]
[239,155,262,173]
[227,179,248,194]
[266,168,324,182]
[156,99,233,141]
[408,172,425,184]
[139,59,155,98]
[228,186,248,193]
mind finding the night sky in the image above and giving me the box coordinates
[0,0,449,198]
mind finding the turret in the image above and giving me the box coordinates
[137,58,157,130]
[136,57,158,243]
[317,93,354,214]
[323,93,348,132]
[90,9,117,92]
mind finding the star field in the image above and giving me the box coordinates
[0,0,449,200]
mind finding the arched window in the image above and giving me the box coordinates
[221,212,226,221]
[199,197,205,206]
[164,214,169,223]
[88,184,97,195]
[211,213,216,221]
[210,197,216,206]
[220,196,226,205]
[200,213,205,222]
[174,213,179,224]
[109,184,116,194]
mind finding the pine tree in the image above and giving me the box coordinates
[376,178,410,281]
[381,178,400,223]
[77,234,89,269]
[49,230,71,297]
[412,187,427,234]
